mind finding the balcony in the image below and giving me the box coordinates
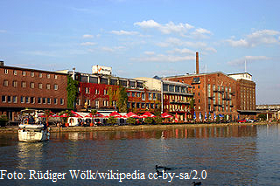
[170,100,190,105]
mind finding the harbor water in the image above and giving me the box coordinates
[0,124,279,185]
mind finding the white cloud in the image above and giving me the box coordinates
[228,56,270,65]
[131,54,195,63]
[144,51,155,55]
[80,42,97,46]
[167,48,195,55]
[226,29,280,47]
[191,28,212,39]
[111,30,138,35]
[134,20,194,35]
[82,34,94,38]
[99,46,126,52]
[0,30,7,33]
[158,37,208,48]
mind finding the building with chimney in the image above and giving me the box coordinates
[164,52,257,121]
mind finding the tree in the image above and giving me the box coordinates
[127,117,136,125]
[67,76,79,110]
[116,85,128,113]
[154,116,162,124]
[144,117,154,124]
[107,117,117,124]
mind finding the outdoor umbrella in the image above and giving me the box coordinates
[141,111,155,118]
[161,112,172,118]
[71,110,83,118]
[126,112,139,118]
[109,111,122,118]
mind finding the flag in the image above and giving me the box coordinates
[209,112,211,119]
[214,113,216,120]
[205,112,207,120]
[193,112,196,120]
[199,112,201,120]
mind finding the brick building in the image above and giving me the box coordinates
[72,71,161,114]
[0,61,68,122]
[165,72,238,121]
[135,77,193,121]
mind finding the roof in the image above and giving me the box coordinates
[1,65,68,75]
[165,71,237,81]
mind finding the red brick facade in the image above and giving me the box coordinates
[0,65,68,121]
[165,72,239,121]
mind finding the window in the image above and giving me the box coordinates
[153,93,156,100]
[3,80,8,86]
[148,93,152,100]
[4,69,8,74]
[21,96,25,103]
[142,93,145,100]
[132,92,135,97]
[39,83,43,89]
[25,97,29,103]
[31,72,34,77]
[30,82,35,88]
[14,70,17,75]
[95,100,99,108]
[54,84,58,90]
[13,96,17,103]
[42,98,46,104]
[60,98,64,105]
[22,71,26,76]
[30,97,35,104]
[47,98,51,104]
[7,96,11,103]
[86,87,90,94]
[38,97,42,104]
[54,98,58,105]
[127,92,130,97]
[137,92,141,97]
[47,74,50,78]
[21,81,26,88]
[54,75,58,79]
[46,84,51,90]
[13,81,17,87]
[2,96,6,103]
[39,73,43,78]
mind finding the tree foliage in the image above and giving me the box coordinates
[126,117,136,124]
[67,76,79,110]
[116,85,128,113]
[154,116,162,124]
[144,117,154,124]
[107,116,117,124]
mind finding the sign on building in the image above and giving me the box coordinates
[92,65,112,75]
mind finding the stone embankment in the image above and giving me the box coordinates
[0,122,276,134]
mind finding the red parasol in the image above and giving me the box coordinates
[161,112,173,118]
[71,110,83,118]
[126,112,139,118]
[109,111,122,118]
[141,111,156,118]
[85,112,104,118]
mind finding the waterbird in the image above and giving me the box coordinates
[192,181,202,186]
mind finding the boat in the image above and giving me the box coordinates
[18,109,50,142]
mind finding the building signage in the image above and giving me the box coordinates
[92,65,112,75]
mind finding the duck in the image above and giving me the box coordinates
[193,181,202,186]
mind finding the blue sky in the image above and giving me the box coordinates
[0,0,280,104]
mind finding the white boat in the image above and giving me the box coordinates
[18,109,50,142]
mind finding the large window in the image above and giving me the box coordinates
[3,80,8,86]
[21,81,26,88]
[2,95,6,103]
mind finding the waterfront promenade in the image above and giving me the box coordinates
[0,122,276,133]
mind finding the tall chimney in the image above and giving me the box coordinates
[196,52,199,74]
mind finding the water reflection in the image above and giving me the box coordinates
[51,125,257,141]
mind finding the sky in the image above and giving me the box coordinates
[0,0,280,104]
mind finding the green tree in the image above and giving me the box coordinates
[107,117,117,124]
[116,86,128,113]
[154,116,162,124]
[0,115,9,127]
[144,117,154,124]
[67,76,79,110]
[127,117,136,125]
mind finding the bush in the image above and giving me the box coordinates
[107,117,117,124]
[154,116,162,124]
[126,117,136,124]
[0,115,9,127]
[144,117,154,124]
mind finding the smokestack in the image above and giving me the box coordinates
[0,61,4,66]
[196,52,199,74]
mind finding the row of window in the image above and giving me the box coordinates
[127,102,159,109]
[3,69,58,79]
[127,92,160,101]
[2,80,58,90]
[1,95,64,105]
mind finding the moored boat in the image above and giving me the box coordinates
[18,109,50,142]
